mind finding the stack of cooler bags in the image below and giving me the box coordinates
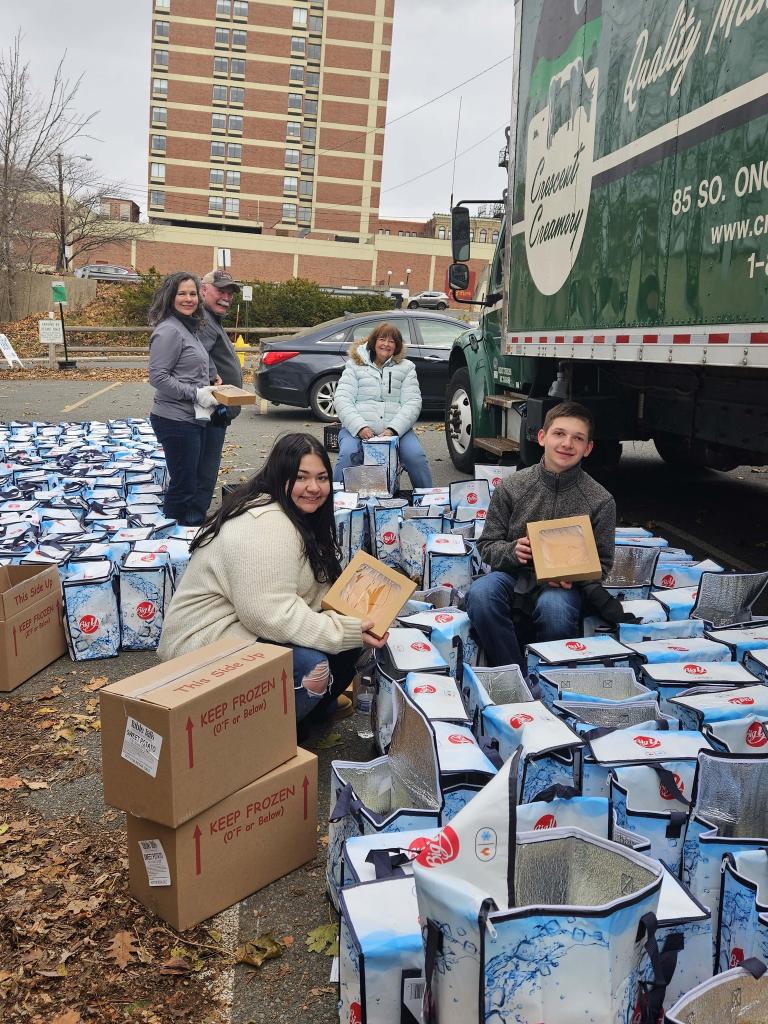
[326,466,768,1023]
[0,419,194,661]
[99,638,318,931]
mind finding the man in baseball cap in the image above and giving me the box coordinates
[189,269,246,521]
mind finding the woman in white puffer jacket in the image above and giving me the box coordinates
[333,322,433,488]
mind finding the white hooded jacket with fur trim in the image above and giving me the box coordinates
[333,336,422,438]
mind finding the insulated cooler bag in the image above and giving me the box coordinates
[526,635,633,679]
[665,958,768,1023]
[460,662,535,732]
[62,559,120,660]
[536,665,653,709]
[118,550,174,651]
[373,627,449,753]
[718,850,768,974]
[640,660,757,710]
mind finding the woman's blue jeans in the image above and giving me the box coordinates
[289,644,361,722]
[333,428,433,488]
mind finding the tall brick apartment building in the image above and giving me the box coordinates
[128,0,496,298]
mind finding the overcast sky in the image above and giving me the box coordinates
[1,0,513,220]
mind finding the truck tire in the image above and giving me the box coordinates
[445,367,477,473]
[309,374,341,423]
[653,434,728,470]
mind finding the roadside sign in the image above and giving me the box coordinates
[0,335,23,368]
[39,320,64,345]
[241,285,253,302]
[52,281,68,304]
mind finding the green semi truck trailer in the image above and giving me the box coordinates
[445,0,768,472]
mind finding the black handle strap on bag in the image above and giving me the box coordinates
[636,912,684,1024]
[453,636,464,687]
[739,957,767,978]
[329,782,383,826]
[531,783,581,802]
[478,736,504,769]
[364,848,411,880]
[505,748,521,908]
[422,920,443,1024]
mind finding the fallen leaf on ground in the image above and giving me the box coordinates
[38,686,63,700]
[107,930,136,969]
[52,1011,81,1024]
[305,923,338,955]
[22,779,49,790]
[0,776,23,790]
[159,958,192,975]
[83,675,109,692]
[316,731,342,749]
[279,935,294,948]
[1,862,25,879]
[234,934,284,968]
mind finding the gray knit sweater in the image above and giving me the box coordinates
[477,460,616,578]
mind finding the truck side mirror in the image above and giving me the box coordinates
[451,207,471,262]
[448,263,470,292]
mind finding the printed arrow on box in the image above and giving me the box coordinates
[302,776,309,820]
[193,825,202,876]
[186,717,194,769]
[282,669,288,715]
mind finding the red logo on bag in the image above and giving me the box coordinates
[434,613,454,623]
[746,722,768,748]
[661,574,676,588]
[157,544,168,552]
[413,685,437,694]
[136,601,156,622]
[448,734,473,745]
[348,1002,362,1024]
[684,664,707,676]
[410,642,431,653]
[659,772,685,801]
[477,509,486,519]
[435,538,450,544]
[140,553,156,562]
[565,641,587,652]
[668,645,689,652]
[410,825,460,867]
[382,531,397,546]
[729,696,755,705]
[634,735,662,749]
[466,492,478,504]
[509,713,534,728]
[534,813,557,830]
[491,476,501,487]
[691,590,698,598]
[730,947,745,968]
[79,615,99,634]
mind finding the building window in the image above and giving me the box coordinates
[214,56,229,76]
[307,42,321,61]
[98,200,112,218]
[304,98,318,117]
[149,190,165,209]
[211,141,226,160]
[212,84,228,104]
[228,114,243,134]
[151,106,167,127]
[229,86,244,105]
[469,228,474,241]
[437,226,445,239]
[283,175,298,194]
[285,122,300,141]
[384,228,390,235]
[291,36,306,56]
[289,65,304,84]
[150,162,165,182]
[153,49,169,69]
[292,7,308,28]
[231,57,246,78]
[225,197,240,216]
[479,229,487,243]
[299,178,313,197]
[154,20,170,40]
[150,135,166,154]
[300,153,315,171]
[398,230,405,237]
[492,230,499,243]
[215,28,230,47]
[209,196,224,215]
[152,78,168,99]
[232,30,247,49]
[298,206,312,225]
[282,202,297,220]
[210,168,225,189]
[302,125,316,145]
[226,170,240,190]
[227,142,242,161]
[284,148,300,167]
[233,0,248,19]
[288,92,303,111]
[154,0,170,10]
[211,112,227,133]
[216,0,231,17]
[305,71,320,89]
[309,15,323,32]
[119,202,132,221]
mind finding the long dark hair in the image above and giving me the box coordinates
[191,433,342,584]
[148,271,204,328]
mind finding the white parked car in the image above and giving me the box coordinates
[407,290,449,310]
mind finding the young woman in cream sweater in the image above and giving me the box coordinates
[158,433,385,725]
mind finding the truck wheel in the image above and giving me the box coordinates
[653,434,733,471]
[445,367,476,473]
[309,374,340,423]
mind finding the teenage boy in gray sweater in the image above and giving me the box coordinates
[465,401,615,671]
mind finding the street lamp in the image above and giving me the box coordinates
[405,267,411,287]
[386,270,392,288]
[56,152,92,272]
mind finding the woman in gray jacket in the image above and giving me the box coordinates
[148,272,219,524]
[333,322,433,488]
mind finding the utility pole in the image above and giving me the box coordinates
[56,152,67,272]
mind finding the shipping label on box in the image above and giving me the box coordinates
[127,748,317,931]
[0,564,66,692]
[101,638,297,827]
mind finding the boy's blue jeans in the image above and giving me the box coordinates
[465,571,582,672]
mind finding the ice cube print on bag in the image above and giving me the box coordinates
[62,560,120,661]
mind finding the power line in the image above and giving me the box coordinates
[382,124,505,194]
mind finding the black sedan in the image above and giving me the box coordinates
[255,309,470,422]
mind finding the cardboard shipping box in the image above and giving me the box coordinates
[127,748,318,931]
[101,639,296,827]
[212,384,256,406]
[321,550,416,639]
[527,514,602,583]
[0,564,66,692]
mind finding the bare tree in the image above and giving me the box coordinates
[0,31,94,319]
